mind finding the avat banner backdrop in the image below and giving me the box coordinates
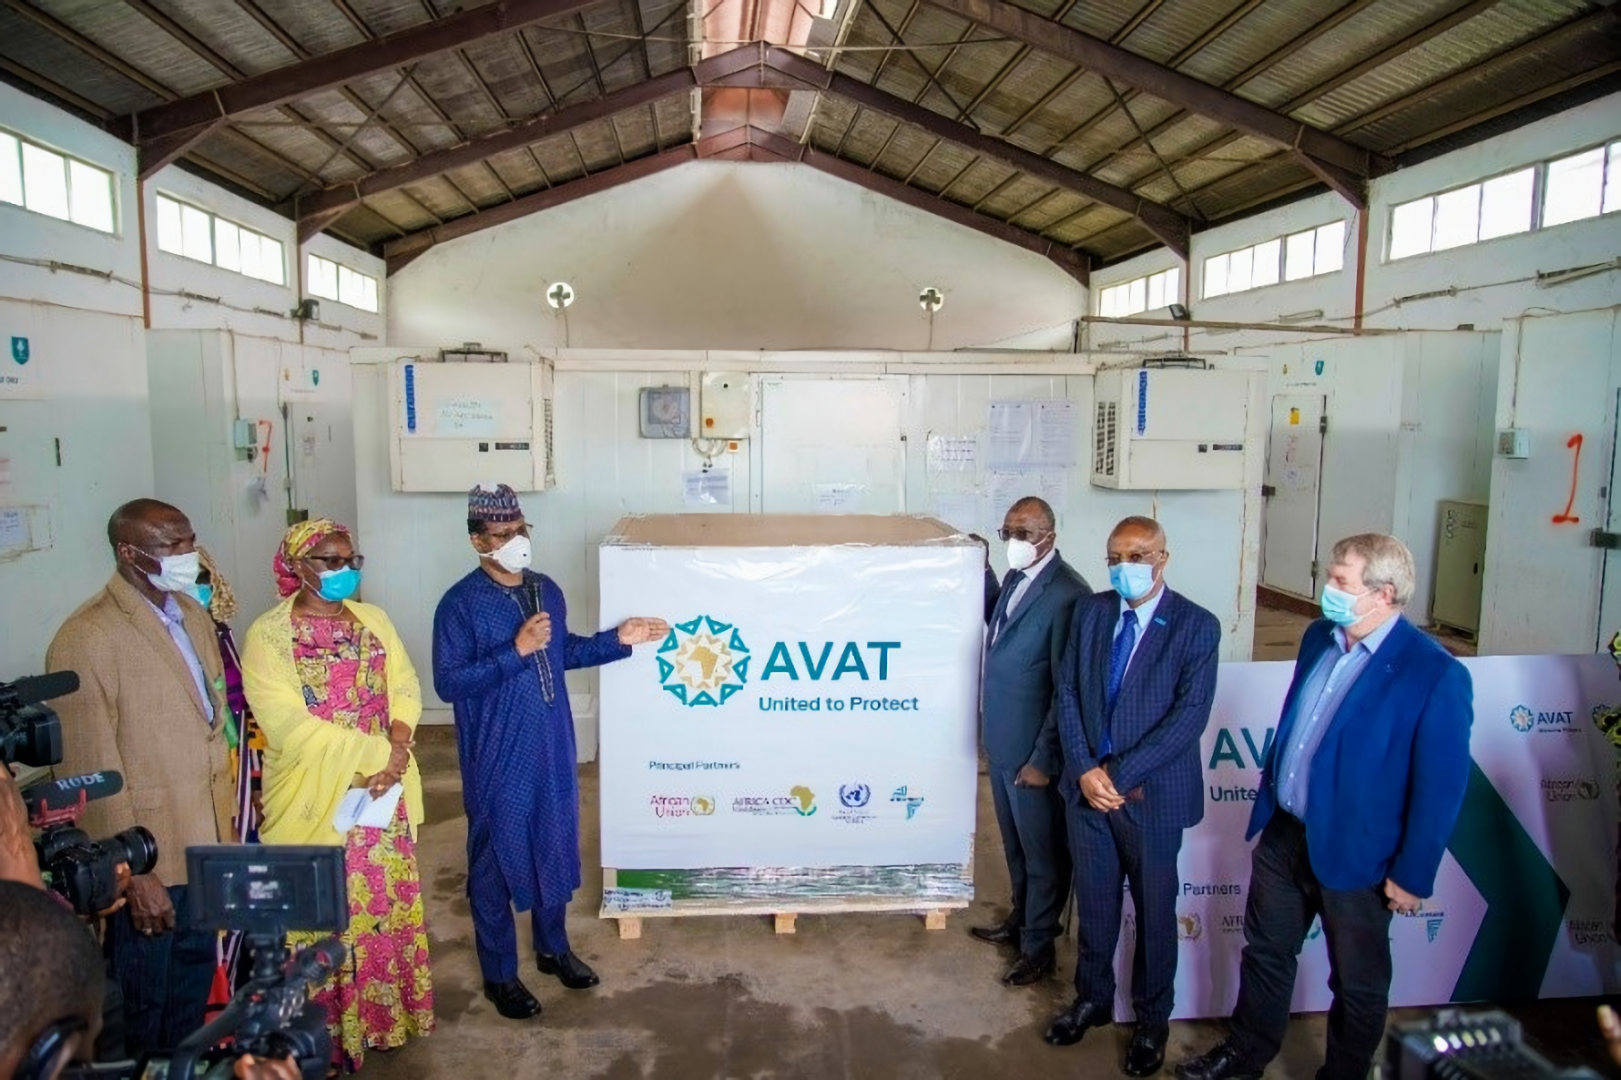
[598,536,983,873]
[1112,653,1620,1021]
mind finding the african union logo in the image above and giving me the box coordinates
[1510,705,1536,733]
[1176,913,1202,942]
[840,783,871,808]
[657,615,751,707]
[691,796,716,816]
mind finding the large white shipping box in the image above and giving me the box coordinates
[597,514,982,916]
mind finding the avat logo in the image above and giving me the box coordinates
[1207,727,1275,770]
[658,616,751,707]
[1511,704,1576,734]
[1543,777,1603,802]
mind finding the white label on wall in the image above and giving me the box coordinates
[436,397,497,437]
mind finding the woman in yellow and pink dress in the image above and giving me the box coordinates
[241,518,434,1073]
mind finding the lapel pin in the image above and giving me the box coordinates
[1153,617,1167,626]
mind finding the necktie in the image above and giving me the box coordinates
[1101,608,1138,758]
[992,569,1025,642]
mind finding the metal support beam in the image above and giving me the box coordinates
[800,148,1088,285]
[384,145,697,274]
[132,0,604,178]
[924,0,1383,205]
[766,48,1188,257]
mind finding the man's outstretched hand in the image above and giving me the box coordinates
[618,617,670,646]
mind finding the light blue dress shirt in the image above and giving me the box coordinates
[1275,615,1400,817]
[146,592,215,726]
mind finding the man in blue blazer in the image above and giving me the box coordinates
[1178,533,1472,1080]
[972,496,1091,986]
[1045,516,1221,1077]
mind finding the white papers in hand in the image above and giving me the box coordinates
[333,783,403,833]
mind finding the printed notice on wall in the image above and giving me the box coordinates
[987,399,1077,468]
[0,508,28,553]
[926,435,977,474]
[683,469,730,507]
[984,469,1071,521]
[813,483,865,514]
[436,397,498,437]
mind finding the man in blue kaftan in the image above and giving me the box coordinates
[433,484,667,1021]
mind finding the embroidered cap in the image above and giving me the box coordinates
[468,482,524,524]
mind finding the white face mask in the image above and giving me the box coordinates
[140,549,201,593]
[482,533,532,574]
[1006,539,1041,572]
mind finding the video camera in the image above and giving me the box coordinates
[1383,1009,1603,1080]
[0,669,75,767]
[135,844,350,1080]
[24,771,158,916]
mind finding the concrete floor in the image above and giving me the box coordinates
[355,721,1609,1079]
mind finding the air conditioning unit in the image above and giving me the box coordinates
[1090,367,1250,490]
[387,356,554,492]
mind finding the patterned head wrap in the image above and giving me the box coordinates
[194,544,237,621]
[274,517,350,597]
[467,482,524,524]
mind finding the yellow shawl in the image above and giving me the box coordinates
[241,597,424,846]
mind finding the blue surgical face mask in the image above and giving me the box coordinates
[1109,561,1157,602]
[1320,584,1370,626]
[316,567,361,603]
[187,583,213,610]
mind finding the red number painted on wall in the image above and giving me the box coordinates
[1552,433,1584,525]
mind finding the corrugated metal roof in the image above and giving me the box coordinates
[0,0,1614,262]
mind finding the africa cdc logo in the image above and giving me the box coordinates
[1510,705,1535,733]
[657,615,751,707]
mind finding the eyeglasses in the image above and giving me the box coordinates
[1105,550,1162,567]
[997,527,1050,543]
[302,554,365,571]
[485,524,530,542]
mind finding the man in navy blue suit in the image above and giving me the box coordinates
[1045,515,1220,1076]
[971,496,1090,986]
[1177,533,1472,1080]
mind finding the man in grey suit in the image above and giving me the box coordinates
[971,496,1091,986]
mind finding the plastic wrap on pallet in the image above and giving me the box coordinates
[606,864,974,912]
[597,514,983,905]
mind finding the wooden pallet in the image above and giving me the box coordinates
[607,900,961,940]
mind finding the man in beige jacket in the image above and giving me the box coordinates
[47,498,233,1057]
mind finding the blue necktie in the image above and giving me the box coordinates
[992,569,1025,642]
[1101,608,1138,758]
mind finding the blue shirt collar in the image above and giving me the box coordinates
[1119,585,1166,627]
[1332,612,1401,654]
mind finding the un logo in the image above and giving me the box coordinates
[839,783,871,808]
[1510,705,1535,733]
[657,616,751,707]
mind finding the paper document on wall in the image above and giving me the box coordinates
[683,469,730,506]
[333,783,403,833]
[813,483,865,513]
[987,399,1077,468]
[926,435,977,473]
[0,508,27,553]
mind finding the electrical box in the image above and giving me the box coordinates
[388,357,553,492]
[1496,428,1529,459]
[1431,500,1487,637]
[700,372,750,439]
[1090,367,1250,490]
[639,386,691,439]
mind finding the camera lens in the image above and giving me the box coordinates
[108,826,158,877]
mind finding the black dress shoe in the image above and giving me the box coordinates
[1175,1040,1262,1080]
[1043,998,1110,1046]
[482,979,542,1020]
[1001,946,1055,986]
[1125,1029,1168,1077]
[969,919,1020,946]
[537,950,600,990]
